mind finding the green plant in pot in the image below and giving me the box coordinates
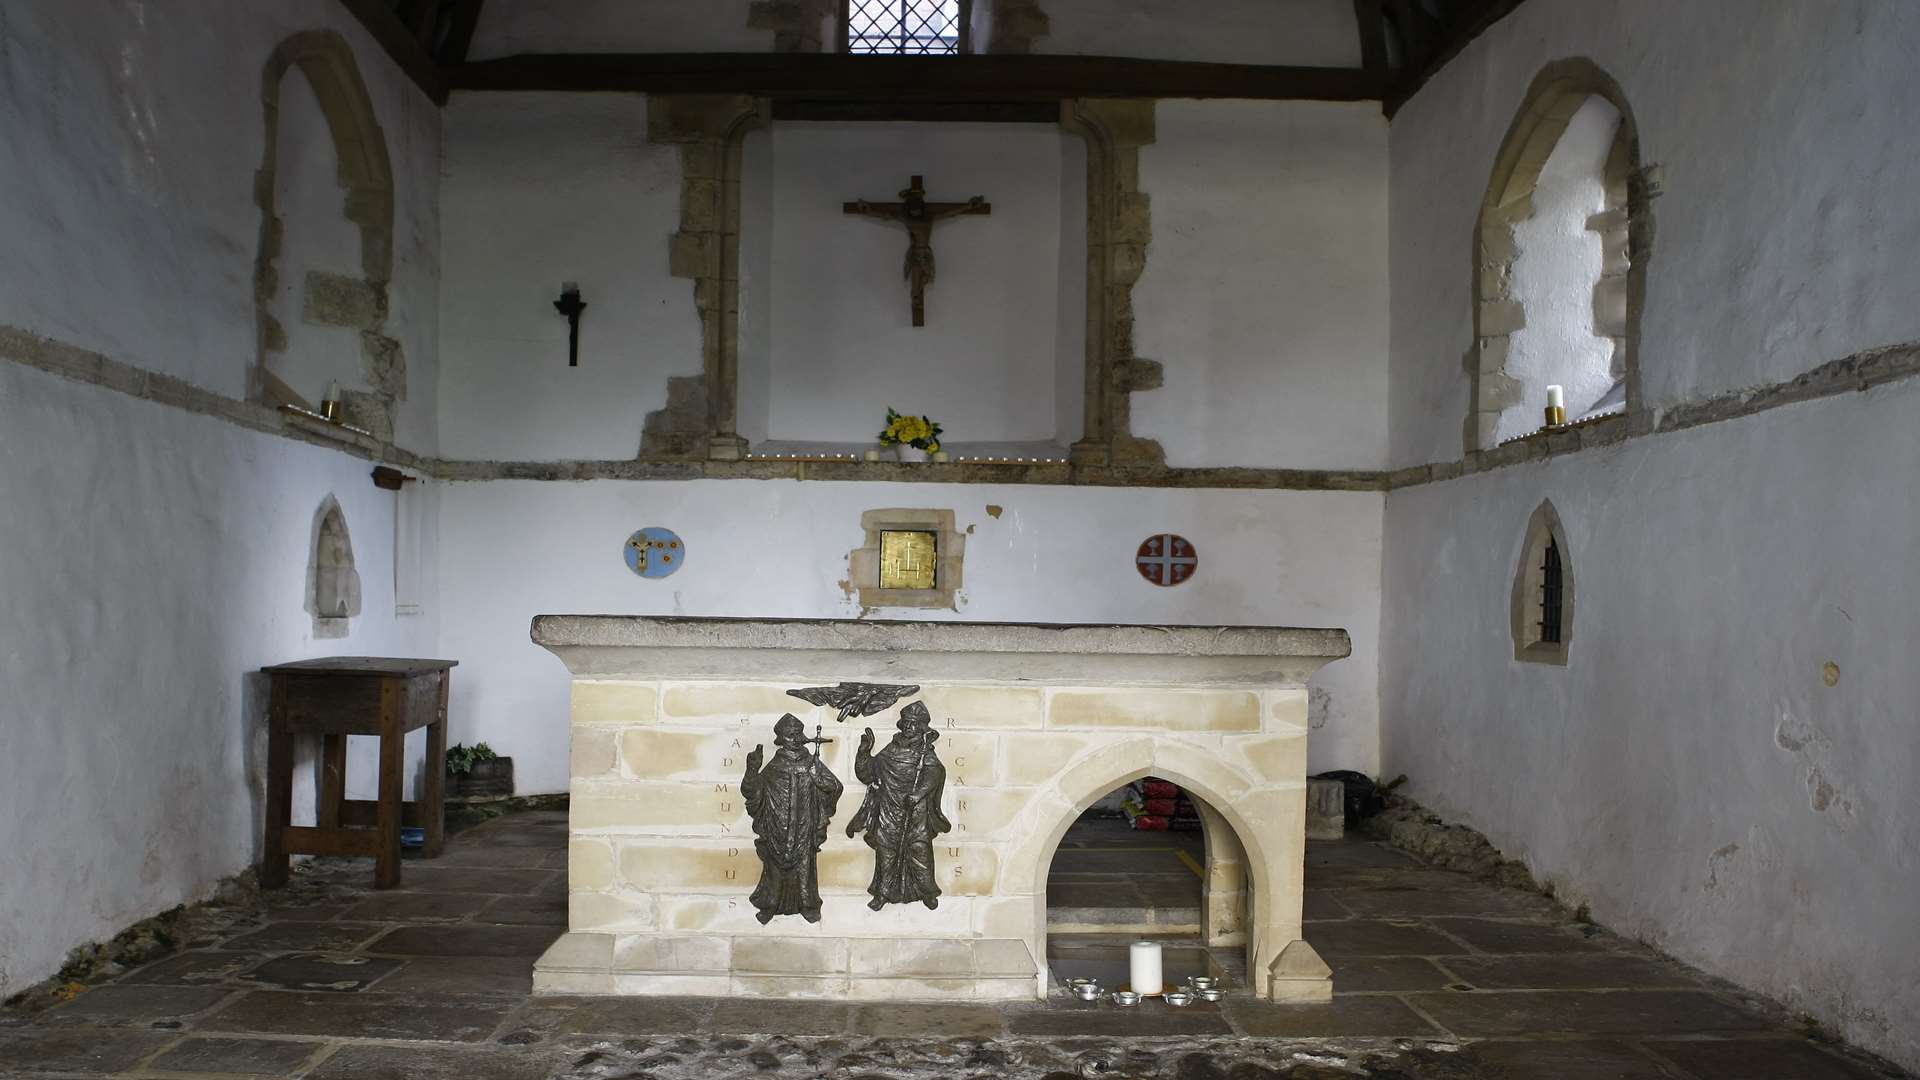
[446,742,514,800]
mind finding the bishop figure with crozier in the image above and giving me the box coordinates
[741,714,843,924]
[846,701,949,910]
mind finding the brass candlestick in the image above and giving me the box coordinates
[1544,404,1566,427]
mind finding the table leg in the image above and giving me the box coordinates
[423,673,449,859]
[319,734,347,829]
[261,679,293,888]
[375,680,404,889]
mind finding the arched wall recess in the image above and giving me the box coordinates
[643,94,1164,467]
[252,30,404,441]
[1469,58,1653,453]
[1510,498,1573,665]
[310,495,362,638]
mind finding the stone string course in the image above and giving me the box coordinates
[5,322,1915,494]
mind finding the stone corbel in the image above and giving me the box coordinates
[1060,99,1164,469]
[648,95,772,461]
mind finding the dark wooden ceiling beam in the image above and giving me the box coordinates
[335,0,449,104]
[1352,0,1387,74]
[1384,0,1530,117]
[442,0,485,65]
[443,53,1387,103]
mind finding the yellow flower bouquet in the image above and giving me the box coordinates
[877,407,942,454]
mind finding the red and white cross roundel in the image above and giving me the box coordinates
[1136,533,1198,587]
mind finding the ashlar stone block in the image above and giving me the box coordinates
[1049,689,1260,732]
[568,892,656,932]
[571,728,619,779]
[569,839,616,891]
[618,841,757,893]
[572,681,658,726]
[1001,733,1095,785]
[945,787,1033,839]
[662,682,820,724]
[1236,733,1309,783]
[916,685,1044,728]
[733,936,847,975]
[620,728,743,781]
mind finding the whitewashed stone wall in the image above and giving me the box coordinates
[434,480,1386,793]
[0,2,442,1002]
[1383,0,1920,1070]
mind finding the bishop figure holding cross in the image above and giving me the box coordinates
[844,175,991,327]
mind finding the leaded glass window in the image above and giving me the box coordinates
[843,0,970,55]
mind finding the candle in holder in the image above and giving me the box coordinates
[863,449,881,463]
[1544,384,1567,427]
[1128,940,1164,996]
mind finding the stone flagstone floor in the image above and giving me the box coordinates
[0,810,1908,1079]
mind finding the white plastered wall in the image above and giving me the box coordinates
[0,0,441,453]
[1383,0,1920,1068]
[438,93,697,462]
[751,122,1079,449]
[1133,100,1389,469]
[0,364,442,999]
[435,480,1383,796]
[0,2,442,999]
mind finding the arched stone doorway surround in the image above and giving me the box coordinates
[530,616,1347,1003]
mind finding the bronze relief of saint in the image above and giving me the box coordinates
[741,714,843,924]
[846,701,949,910]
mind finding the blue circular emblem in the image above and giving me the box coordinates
[623,527,685,579]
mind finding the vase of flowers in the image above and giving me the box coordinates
[879,408,942,463]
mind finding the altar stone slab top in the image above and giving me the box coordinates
[531,616,1351,688]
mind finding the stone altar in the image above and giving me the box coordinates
[532,616,1350,1002]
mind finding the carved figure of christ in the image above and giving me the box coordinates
[843,175,992,327]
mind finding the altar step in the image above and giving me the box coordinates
[534,932,1041,1001]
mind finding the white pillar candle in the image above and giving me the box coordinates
[1546,384,1565,409]
[1129,940,1164,995]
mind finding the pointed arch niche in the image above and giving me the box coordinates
[1510,499,1574,665]
[252,31,405,440]
[309,496,362,639]
[1003,735,1328,1001]
[1470,59,1652,451]
[1040,777,1254,985]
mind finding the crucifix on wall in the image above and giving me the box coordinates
[843,175,992,327]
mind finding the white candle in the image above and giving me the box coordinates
[1129,940,1163,995]
[1546,385,1565,409]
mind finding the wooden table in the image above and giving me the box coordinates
[260,658,457,889]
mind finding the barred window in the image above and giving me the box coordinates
[1510,500,1574,665]
[842,0,971,55]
